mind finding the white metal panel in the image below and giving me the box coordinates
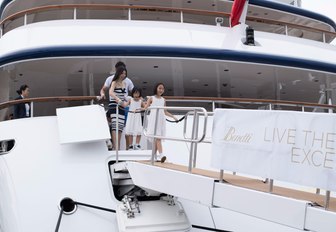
[126,162,214,205]
[108,149,152,161]
[0,116,117,232]
[213,183,308,230]
[305,207,336,232]
[56,105,110,144]
[116,200,190,232]
[211,207,305,232]
[178,198,215,229]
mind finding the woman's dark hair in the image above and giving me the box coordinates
[131,87,142,98]
[153,83,164,95]
[115,61,126,69]
[16,84,28,95]
[112,66,127,82]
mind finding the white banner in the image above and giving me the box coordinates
[211,109,336,191]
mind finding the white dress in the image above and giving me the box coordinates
[125,98,143,135]
[147,96,166,139]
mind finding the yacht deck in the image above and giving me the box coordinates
[141,161,336,212]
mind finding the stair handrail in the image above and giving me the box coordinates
[143,106,208,172]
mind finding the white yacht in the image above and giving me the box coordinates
[0,0,336,231]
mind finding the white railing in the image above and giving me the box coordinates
[143,106,208,172]
[0,4,335,42]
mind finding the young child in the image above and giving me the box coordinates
[144,83,177,162]
[124,87,145,150]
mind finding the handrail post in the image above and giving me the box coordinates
[116,105,119,163]
[188,109,197,172]
[322,32,326,43]
[73,8,77,20]
[219,169,224,183]
[192,111,200,168]
[325,190,330,209]
[180,11,184,23]
[151,108,160,165]
[212,101,215,112]
[30,102,33,117]
[301,106,305,112]
[128,8,131,20]
[269,179,274,193]
[24,13,27,25]
[285,24,288,36]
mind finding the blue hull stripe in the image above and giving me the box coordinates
[0,45,335,74]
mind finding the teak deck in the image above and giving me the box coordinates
[140,161,336,212]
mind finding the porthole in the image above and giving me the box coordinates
[0,140,15,155]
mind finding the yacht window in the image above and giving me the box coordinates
[0,140,15,155]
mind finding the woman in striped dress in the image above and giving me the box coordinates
[108,66,129,150]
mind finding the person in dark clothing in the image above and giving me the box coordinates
[13,84,30,119]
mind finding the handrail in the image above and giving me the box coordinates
[0,3,335,39]
[143,106,208,172]
[0,96,97,111]
[143,106,207,143]
[1,96,336,112]
[165,96,336,110]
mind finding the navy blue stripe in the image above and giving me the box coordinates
[0,46,336,74]
[192,224,232,232]
[1,0,335,31]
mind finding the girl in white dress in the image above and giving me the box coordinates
[144,83,177,162]
[125,87,145,150]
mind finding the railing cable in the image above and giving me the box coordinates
[54,198,116,232]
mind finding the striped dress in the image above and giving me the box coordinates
[108,87,126,131]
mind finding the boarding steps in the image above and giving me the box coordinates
[111,160,191,232]
[126,161,336,232]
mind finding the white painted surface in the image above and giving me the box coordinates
[0,20,335,70]
[0,157,20,232]
[116,200,190,232]
[107,149,152,161]
[213,183,308,230]
[305,207,336,232]
[178,198,215,229]
[56,105,110,144]
[127,162,215,205]
[1,112,336,231]
[0,116,117,232]
[211,207,305,232]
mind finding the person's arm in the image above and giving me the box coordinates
[140,99,146,108]
[125,98,131,108]
[164,100,178,121]
[99,85,108,99]
[127,78,134,94]
[100,76,112,99]
[142,96,152,110]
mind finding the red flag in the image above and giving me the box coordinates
[230,0,247,27]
